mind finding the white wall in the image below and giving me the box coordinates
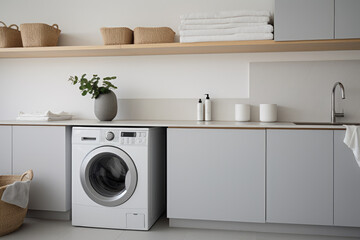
[0,0,274,46]
[1,0,360,122]
[250,60,360,122]
[0,55,249,120]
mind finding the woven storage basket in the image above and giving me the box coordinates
[134,27,175,44]
[20,23,61,47]
[0,21,22,48]
[100,27,133,45]
[0,170,33,237]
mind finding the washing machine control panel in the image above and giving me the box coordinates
[103,130,147,145]
[120,131,147,145]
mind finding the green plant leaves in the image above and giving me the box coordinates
[69,74,117,99]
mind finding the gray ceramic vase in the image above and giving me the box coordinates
[94,90,118,121]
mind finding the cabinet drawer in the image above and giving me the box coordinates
[167,128,265,223]
[267,130,333,225]
[12,126,71,212]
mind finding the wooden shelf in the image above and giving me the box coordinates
[1,39,360,58]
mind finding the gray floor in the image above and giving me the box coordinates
[1,216,357,240]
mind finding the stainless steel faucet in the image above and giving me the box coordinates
[331,82,346,123]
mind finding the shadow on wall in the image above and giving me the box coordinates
[58,33,101,46]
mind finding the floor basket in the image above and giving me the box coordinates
[0,21,22,48]
[20,23,61,47]
[134,27,175,44]
[100,27,133,45]
[0,170,33,237]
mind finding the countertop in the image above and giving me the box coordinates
[0,119,347,129]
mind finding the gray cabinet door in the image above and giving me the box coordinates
[334,130,360,227]
[167,128,265,223]
[267,130,333,225]
[0,126,12,175]
[275,0,334,41]
[335,0,360,39]
[12,126,71,212]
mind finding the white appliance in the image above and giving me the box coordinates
[72,127,165,230]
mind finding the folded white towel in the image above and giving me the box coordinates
[180,25,273,37]
[16,111,72,121]
[18,111,71,117]
[179,22,267,30]
[1,180,31,208]
[181,16,270,25]
[180,33,273,43]
[16,116,72,121]
[181,10,270,20]
[344,125,360,167]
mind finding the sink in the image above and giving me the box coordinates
[294,122,360,126]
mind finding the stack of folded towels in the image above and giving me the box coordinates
[179,10,273,43]
[16,111,72,121]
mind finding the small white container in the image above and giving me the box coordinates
[235,104,250,122]
[260,104,277,122]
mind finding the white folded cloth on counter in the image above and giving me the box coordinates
[16,111,72,121]
[179,22,267,30]
[181,16,270,25]
[180,33,273,43]
[1,180,31,208]
[180,25,273,37]
[344,125,360,168]
[180,10,270,20]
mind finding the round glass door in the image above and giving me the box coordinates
[80,146,137,206]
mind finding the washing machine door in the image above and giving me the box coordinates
[80,146,137,207]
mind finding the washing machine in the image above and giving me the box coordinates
[72,127,165,230]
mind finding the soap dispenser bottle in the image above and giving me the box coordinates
[204,94,211,121]
[197,98,204,121]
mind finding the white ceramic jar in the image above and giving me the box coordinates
[260,104,277,122]
[235,104,250,122]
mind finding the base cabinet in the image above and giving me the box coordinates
[267,130,333,225]
[167,128,360,234]
[0,126,12,175]
[167,128,265,223]
[334,130,360,227]
[12,126,71,212]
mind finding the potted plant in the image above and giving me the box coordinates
[69,74,118,121]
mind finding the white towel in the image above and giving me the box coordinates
[180,25,273,37]
[179,22,267,30]
[180,10,270,20]
[1,180,31,208]
[180,33,273,43]
[16,111,72,121]
[16,116,72,121]
[181,16,270,25]
[344,125,360,167]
